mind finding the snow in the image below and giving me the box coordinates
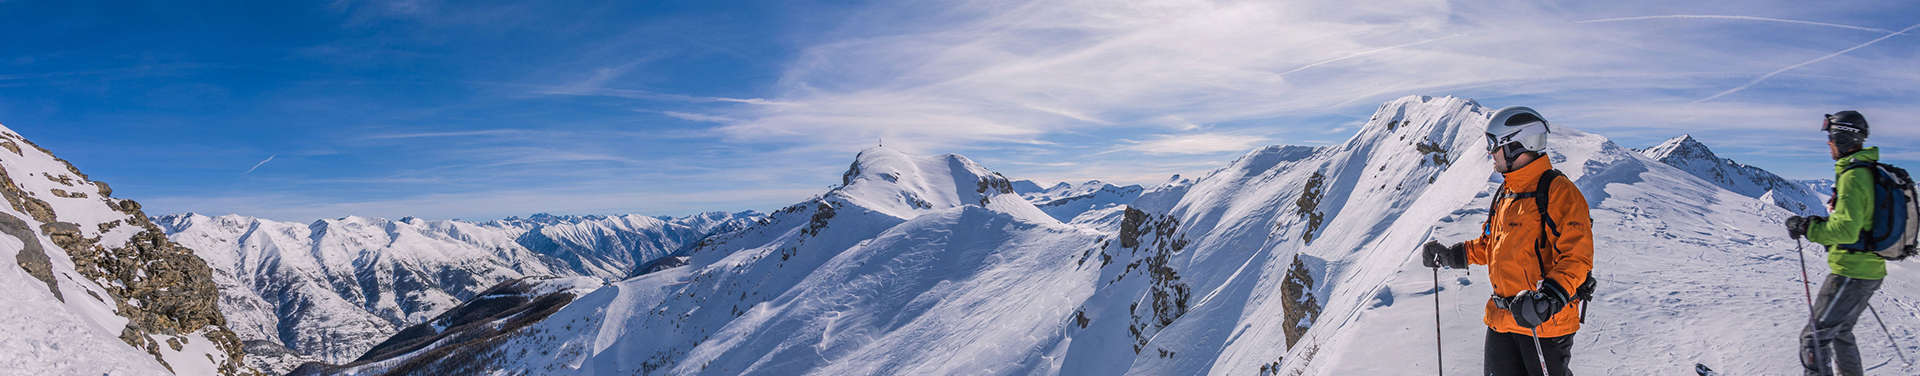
[1019,180,1145,222]
[532,276,608,297]
[362,95,1920,376]
[153,329,233,376]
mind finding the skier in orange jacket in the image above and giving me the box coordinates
[1422,106,1595,376]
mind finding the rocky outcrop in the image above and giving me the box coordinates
[0,126,256,375]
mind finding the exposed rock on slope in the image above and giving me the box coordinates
[0,124,255,375]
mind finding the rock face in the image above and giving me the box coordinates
[1636,135,1828,216]
[155,211,760,374]
[0,124,255,375]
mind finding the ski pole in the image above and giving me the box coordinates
[1433,266,1443,376]
[1794,239,1815,313]
[1530,326,1551,376]
[1866,303,1913,368]
[1793,238,1823,373]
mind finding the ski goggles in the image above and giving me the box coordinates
[1823,114,1863,134]
[1485,121,1547,153]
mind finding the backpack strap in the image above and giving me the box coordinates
[1501,169,1565,287]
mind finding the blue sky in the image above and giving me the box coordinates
[3,0,1916,222]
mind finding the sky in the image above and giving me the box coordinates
[2,0,1916,222]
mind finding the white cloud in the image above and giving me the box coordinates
[660,111,736,123]
[676,0,1917,181]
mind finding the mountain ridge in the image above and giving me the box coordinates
[154,210,761,373]
[1635,134,1828,216]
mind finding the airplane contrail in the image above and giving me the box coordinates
[1277,33,1469,77]
[1577,15,1907,35]
[1695,21,1920,103]
[243,155,275,174]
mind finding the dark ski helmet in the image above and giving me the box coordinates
[1486,106,1551,153]
[1825,111,1869,152]
[1823,110,1869,137]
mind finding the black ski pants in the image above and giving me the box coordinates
[1800,273,1882,376]
[1485,328,1574,376]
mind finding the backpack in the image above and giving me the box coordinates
[1494,169,1599,322]
[1838,161,1919,260]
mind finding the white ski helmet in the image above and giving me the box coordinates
[1486,106,1551,153]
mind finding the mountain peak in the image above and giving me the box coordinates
[1639,134,1717,162]
[835,147,1035,221]
[1636,134,1826,215]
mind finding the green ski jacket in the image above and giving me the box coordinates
[1808,147,1886,280]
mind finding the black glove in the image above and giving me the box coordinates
[1513,279,1571,329]
[1420,240,1467,269]
[1785,216,1825,240]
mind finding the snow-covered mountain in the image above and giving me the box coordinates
[1797,178,1837,205]
[153,211,759,373]
[286,276,604,376]
[0,124,252,375]
[1636,135,1828,216]
[1017,180,1146,222]
[280,95,1920,375]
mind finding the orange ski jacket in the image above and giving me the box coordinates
[1461,159,1595,337]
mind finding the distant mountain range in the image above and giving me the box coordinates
[153,211,760,373]
[7,95,1912,376]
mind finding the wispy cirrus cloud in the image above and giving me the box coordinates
[1104,133,1271,156]
[673,0,1920,184]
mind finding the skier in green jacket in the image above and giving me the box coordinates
[1784,110,1884,376]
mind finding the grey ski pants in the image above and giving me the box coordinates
[1800,273,1882,376]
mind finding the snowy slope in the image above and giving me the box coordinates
[1638,135,1829,216]
[252,95,1919,376]
[291,147,1117,375]
[1064,95,1497,375]
[154,211,758,373]
[0,124,252,375]
[1302,111,1919,375]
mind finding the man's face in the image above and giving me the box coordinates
[1490,144,1511,173]
[1829,137,1840,160]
